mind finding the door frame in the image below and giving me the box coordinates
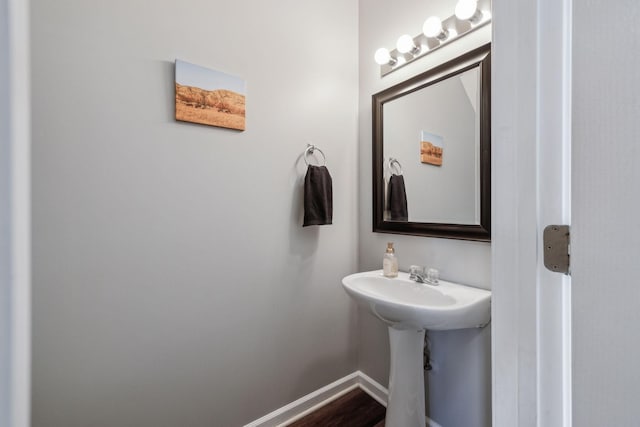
[1,0,31,425]
[492,0,572,425]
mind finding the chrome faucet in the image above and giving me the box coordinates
[409,265,439,285]
[410,271,429,283]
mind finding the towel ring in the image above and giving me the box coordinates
[304,144,327,167]
[389,158,403,175]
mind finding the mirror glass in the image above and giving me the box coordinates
[384,66,480,224]
[373,44,491,241]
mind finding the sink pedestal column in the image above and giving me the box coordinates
[386,327,426,427]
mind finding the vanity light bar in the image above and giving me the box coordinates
[376,0,491,77]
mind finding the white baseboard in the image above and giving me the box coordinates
[356,370,388,408]
[244,370,442,427]
[243,371,387,427]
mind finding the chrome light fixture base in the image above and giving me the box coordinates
[378,0,491,77]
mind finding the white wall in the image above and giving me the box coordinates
[358,0,492,425]
[30,1,359,426]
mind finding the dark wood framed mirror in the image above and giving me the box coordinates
[373,43,491,241]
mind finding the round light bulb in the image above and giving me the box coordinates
[455,0,478,20]
[423,16,444,38]
[374,48,392,65]
[396,34,415,54]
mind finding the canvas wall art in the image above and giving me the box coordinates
[175,60,246,131]
[420,131,443,166]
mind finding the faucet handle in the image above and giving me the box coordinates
[426,268,439,284]
[409,265,424,280]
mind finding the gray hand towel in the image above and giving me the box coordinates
[303,165,333,226]
[388,174,408,221]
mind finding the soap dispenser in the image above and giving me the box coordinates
[383,242,399,278]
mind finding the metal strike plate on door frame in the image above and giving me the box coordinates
[543,225,570,275]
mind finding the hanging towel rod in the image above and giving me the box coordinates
[389,157,403,175]
[304,144,327,167]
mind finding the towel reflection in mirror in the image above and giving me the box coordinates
[386,158,408,222]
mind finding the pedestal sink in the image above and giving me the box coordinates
[342,270,491,427]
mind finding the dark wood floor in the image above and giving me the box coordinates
[288,387,386,427]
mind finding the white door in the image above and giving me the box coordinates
[571,1,640,425]
[492,0,571,426]
[494,0,640,426]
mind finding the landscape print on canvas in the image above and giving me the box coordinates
[175,60,246,131]
[420,131,443,166]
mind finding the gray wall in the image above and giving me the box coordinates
[30,1,359,426]
[358,0,492,426]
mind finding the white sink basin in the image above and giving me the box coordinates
[341,270,492,427]
[342,270,491,330]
